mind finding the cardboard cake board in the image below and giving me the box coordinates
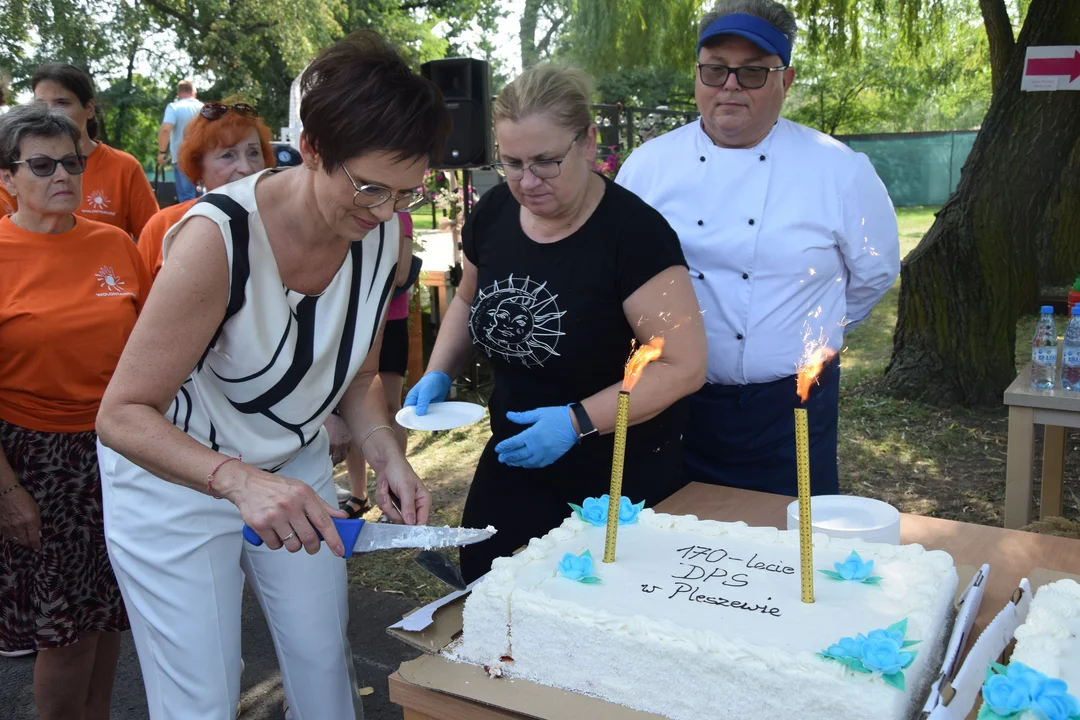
[936,568,1080,720]
[387,565,980,720]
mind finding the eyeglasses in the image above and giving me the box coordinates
[340,164,426,211]
[201,102,259,121]
[491,136,580,180]
[12,154,87,177]
[697,64,787,89]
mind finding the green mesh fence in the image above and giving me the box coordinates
[837,131,978,207]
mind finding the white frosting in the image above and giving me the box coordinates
[1007,579,1080,719]
[450,509,958,720]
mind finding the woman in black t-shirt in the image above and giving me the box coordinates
[405,64,706,582]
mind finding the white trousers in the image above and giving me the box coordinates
[98,433,363,720]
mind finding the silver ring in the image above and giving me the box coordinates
[281,532,296,542]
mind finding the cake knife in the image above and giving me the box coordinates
[242,518,495,559]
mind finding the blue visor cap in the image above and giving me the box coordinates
[697,13,792,66]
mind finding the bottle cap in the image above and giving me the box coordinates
[1074,277,1080,292]
[1042,305,1055,314]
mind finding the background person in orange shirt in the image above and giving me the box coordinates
[138,101,274,280]
[0,63,159,239]
[0,104,149,719]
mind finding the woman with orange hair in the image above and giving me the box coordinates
[137,102,274,279]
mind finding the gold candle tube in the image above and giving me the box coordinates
[794,407,814,603]
[603,391,631,563]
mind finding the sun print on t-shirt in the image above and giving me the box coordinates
[469,275,565,367]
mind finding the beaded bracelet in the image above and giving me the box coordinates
[0,484,25,499]
[206,454,242,499]
[360,425,393,456]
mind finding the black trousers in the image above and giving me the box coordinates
[682,360,840,497]
[459,401,688,583]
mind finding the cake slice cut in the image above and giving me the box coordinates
[978,578,1080,720]
[449,508,957,720]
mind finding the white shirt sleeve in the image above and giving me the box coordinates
[614,148,645,194]
[836,153,900,332]
[162,102,176,125]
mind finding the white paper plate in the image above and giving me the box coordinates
[786,495,901,544]
[396,402,486,432]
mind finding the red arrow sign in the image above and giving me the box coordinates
[1026,50,1080,82]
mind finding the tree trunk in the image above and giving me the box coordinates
[883,0,1080,406]
[113,46,138,152]
[520,0,541,69]
[978,0,1015,96]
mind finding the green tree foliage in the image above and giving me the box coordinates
[784,0,993,134]
[0,0,497,164]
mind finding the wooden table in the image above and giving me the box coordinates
[1003,367,1080,528]
[390,482,1080,720]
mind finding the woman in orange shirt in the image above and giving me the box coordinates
[0,104,149,718]
[0,63,159,239]
[139,102,274,280]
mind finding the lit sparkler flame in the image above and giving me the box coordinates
[796,332,836,403]
[623,337,664,392]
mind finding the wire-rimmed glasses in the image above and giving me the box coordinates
[340,164,426,211]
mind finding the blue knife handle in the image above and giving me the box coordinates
[242,518,365,558]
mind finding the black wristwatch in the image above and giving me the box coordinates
[569,402,598,441]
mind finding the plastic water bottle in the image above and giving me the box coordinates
[1031,305,1057,389]
[1062,306,1080,391]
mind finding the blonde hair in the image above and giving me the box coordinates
[493,63,593,135]
[177,79,195,94]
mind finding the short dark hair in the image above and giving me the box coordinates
[31,62,99,140]
[299,30,451,172]
[0,103,82,171]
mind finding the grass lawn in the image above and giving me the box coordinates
[345,204,1076,604]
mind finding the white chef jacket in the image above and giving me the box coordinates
[616,118,900,385]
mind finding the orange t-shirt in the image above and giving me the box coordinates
[0,142,159,239]
[0,215,150,432]
[138,198,197,281]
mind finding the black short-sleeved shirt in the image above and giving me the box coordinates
[461,175,689,498]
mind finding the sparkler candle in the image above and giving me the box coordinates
[603,337,664,563]
[794,344,837,603]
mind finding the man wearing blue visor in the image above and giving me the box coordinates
[617,0,899,496]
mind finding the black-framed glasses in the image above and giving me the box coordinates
[12,154,87,177]
[697,64,787,89]
[491,135,581,180]
[340,164,426,211]
[201,102,259,121]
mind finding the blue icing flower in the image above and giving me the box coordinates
[618,496,645,524]
[835,551,875,581]
[984,671,1032,716]
[569,495,646,526]
[820,619,920,690]
[825,634,866,660]
[1033,678,1080,720]
[580,496,609,526]
[860,634,914,675]
[558,550,594,581]
[978,662,1080,720]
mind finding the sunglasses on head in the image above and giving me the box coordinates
[200,102,259,121]
[12,154,87,177]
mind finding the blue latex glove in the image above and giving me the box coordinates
[403,371,451,416]
[495,405,578,469]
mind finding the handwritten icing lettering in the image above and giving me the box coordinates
[671,563,749,587]
[745,553,796,575]
[675,546,794,576]
[668,582,783,616]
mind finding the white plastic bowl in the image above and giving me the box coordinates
[786,495,901,545]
